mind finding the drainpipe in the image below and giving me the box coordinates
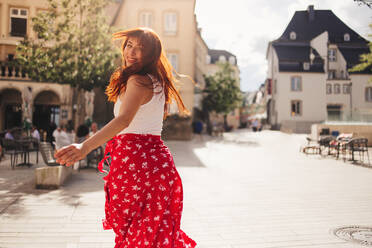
[349,82,353,120]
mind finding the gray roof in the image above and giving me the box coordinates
[271,6,370,73]
[208,49,237,65]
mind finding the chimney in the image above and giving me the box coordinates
[307,5,315,22]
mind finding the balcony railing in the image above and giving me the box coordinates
[0,61,29,80]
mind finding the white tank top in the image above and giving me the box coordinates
[113,74,165,136]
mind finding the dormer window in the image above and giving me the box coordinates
[219,55,226,63]
[303,62,310,71]
[290,31,296,40]
[344,33,350,42]
[228,56,235,65]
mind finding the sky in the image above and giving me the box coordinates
[194,0,372,92]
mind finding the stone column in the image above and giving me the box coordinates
[22,86,33,132]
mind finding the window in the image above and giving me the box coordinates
[164,12,177,35]
[344,33,350,42]
[219,55,226,63]
[334,84,340,94]
[291,100,302,116]
[340,70,349,79]
[228,56,236,65]
[206,55,211,64]
[10,7,28,37]
[366,87,372,102]
[303,62,310,71]
[327,105,342,121]
[167,53,178,71]
[328,70,336,80]
[139,12,153,28]
[328,49,337,62]
[290,76,302,91]
[343,84,351,94]
[290,31,296,40]
[326,84,332,94]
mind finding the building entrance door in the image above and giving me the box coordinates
[327,105,342,121]
[0,88,23,131]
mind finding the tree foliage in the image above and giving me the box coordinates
[202,62,242,116]
[354,0,372,8]
[349,1,372,76]
[16,0,119,91]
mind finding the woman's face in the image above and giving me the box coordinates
[124,37,143,66]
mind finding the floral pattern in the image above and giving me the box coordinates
[98,133,196,248]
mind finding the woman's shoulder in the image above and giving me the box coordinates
[127,74,151,85]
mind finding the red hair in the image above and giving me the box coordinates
[105,27,190,118]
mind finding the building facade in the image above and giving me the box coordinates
[0,0,207,138]
[111,0,198,114]
[0,0,76,135]
[266,5,372,133]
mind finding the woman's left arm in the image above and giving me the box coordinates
[55,77,147,166]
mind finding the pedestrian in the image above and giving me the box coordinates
[252,119,258,132]
[31,125,40,141]
[55,27,196,248]
[192,119,204,141]
[54,125,72,150]
[76,124,90,143]
[5,129,14,140]
[89,122,99,137]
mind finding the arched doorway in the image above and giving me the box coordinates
[33,90,61,137]
[0,88,23,131]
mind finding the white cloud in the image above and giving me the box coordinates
[195,0,371,92]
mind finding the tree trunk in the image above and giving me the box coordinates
[202,107,212,135]
[223,114,228,131]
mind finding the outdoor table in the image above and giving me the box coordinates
[15,137,34,167]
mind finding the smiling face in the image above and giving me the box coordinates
[123,37,143,66]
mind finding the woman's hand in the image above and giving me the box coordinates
[54,143,89,167]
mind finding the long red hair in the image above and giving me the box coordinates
[105,27,190,118]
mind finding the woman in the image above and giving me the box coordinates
[55,28,196,248]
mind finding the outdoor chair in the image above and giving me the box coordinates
[318,135,336,156]
[39,142,60,166]
[301,136,321,155]
[1,138,24,169]
[348,138,370,165]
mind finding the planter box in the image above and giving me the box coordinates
[162,115,192,140]
[35,166,72,189]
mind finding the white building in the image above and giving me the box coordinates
[266,5,372,133]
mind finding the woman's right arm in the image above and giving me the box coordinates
[55,76,149,166]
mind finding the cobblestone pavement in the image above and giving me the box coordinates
[0,130,372,248]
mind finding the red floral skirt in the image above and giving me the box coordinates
[98,133,196,248]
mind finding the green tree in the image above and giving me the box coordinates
[349,1,372,78]
[16,0,119,126]
[354,0,372,8]
[202,62,242,133]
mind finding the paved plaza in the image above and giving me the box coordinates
[1,130,372,248]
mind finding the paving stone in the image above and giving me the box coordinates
[1,130,372,248]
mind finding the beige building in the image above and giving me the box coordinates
[0,0,75,136]
[110,0,198,114]
[0,0,207,138]
[206,49,241,129]
[266,5,372,133]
